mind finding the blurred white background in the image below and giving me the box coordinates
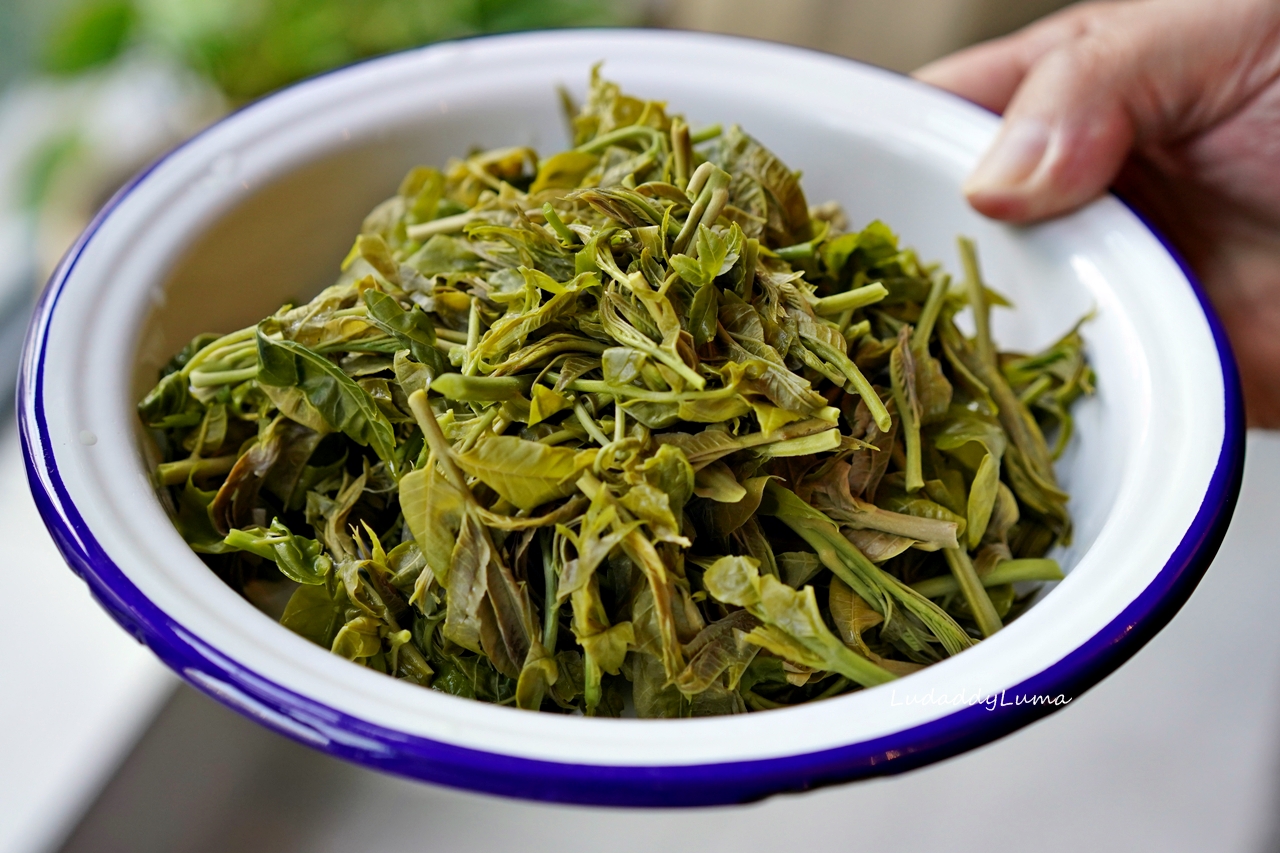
[7,1,1280,852]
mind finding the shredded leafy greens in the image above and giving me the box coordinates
[141,69,1094,716]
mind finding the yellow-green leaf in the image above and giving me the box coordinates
[455,436,596,511]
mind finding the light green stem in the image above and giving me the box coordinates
[890,344,923,493]
[843,319,871,343]
[575,124,665,156]
[943,547,1003,637]
[542,203,578,246]
[189,366,258,388]
[959,237,995,369]
[567,378,737,404]
[911,559,1063,599]
[181,330,256,378]
[813,283,888,316]
[542,533,560,651]
[435,327,469,344]
[405,210,478,240]
[689,124,722,144]
[464,296,482,376]
[156,454,239,486]
[761,483,973,656]
[912,274,948,353]
[574,400,612,446]
[803,335,891,432]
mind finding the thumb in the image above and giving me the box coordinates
[961,0,1280,223]
[962,30,1140,222]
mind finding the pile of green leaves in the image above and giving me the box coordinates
[140,70,1093,716]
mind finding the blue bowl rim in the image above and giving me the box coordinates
[18,30,1245,808]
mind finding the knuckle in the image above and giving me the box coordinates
[1053,24,1139,82]
[1053,1,1123,39]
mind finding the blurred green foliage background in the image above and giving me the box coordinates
[21,0,643,102]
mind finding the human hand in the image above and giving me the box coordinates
[915,0,1280,426]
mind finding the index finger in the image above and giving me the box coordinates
[913,4,1102,112]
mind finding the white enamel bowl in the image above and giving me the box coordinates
[20,30,1243,806]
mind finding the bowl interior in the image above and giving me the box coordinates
[33,30,1222,771]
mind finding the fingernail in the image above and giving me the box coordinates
[964,117,1051,194]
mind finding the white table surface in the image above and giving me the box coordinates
[0,425,173,853]
[9,430,1280,853]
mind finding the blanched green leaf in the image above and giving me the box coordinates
[777,551,823,588]
[693,461,746,503]
[689,280,719,345]
[558,497,638,601]
[694,474,771,538]
[256,330,397,470]
[515,641,560,711]
[175,478,233,553]
[407,234,482,275]
[478,540,538,680]
[332,615,383,661]
[710,125,811,246]
[362,288,446,377]
[828,576,883,655]
[455,436,596,511]
[531,150,599,193]
[702,555,894,687]
[806,460,959,548]
[674,609,760,695]
[399,461,466,587]
[138,370,201,429]
[443,514,490,655]
[577,622,633,676]
[223,519,332,585]
[281,582,346,648]
[621,482,688,545]
[967,451,1000,548]
[528,384,571,425]
[761,483,972,657]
